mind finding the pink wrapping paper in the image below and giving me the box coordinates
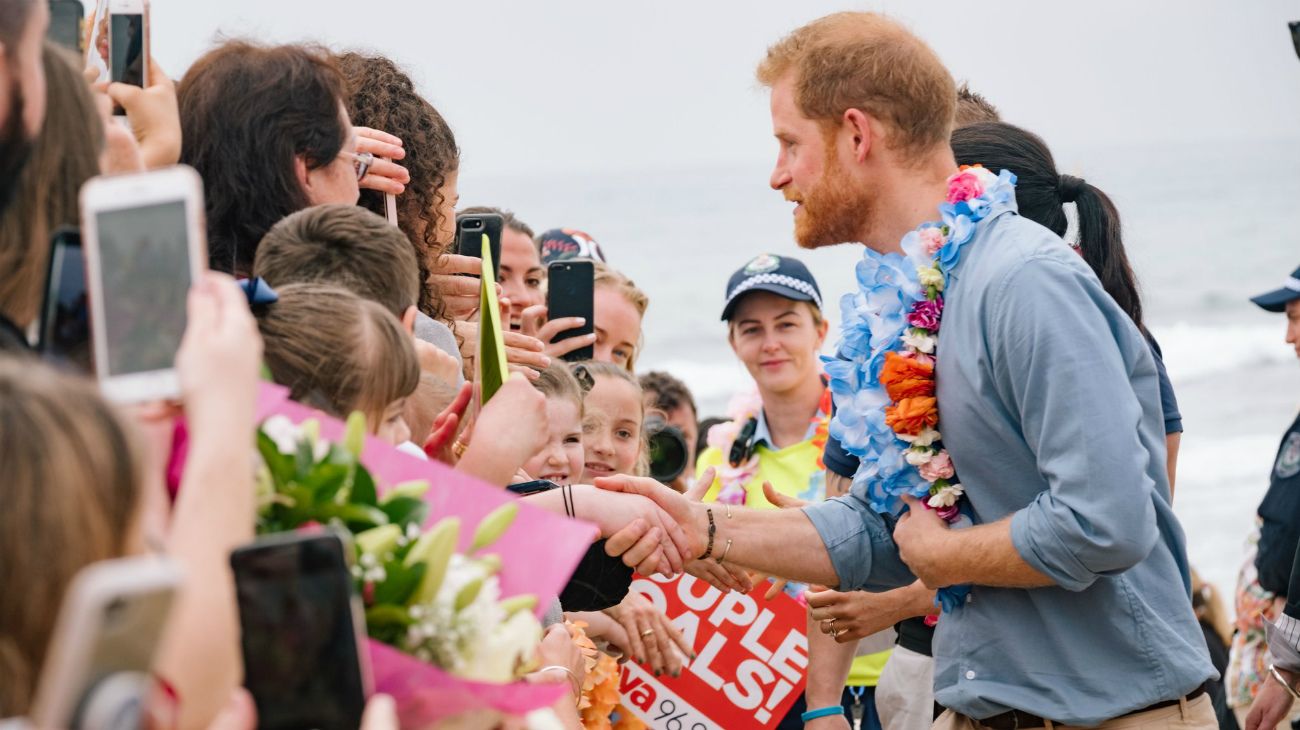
[257,384,597,724]
[368,641,567,727]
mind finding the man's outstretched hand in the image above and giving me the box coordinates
[594,474,704,560]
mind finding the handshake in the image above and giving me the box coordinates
[582,468,757,595]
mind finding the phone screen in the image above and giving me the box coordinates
[546,260,595,362]
[47,1,85,53]
[94,201,190,378]
[231,534,367,730]
[40,230,92,373]
[109,12,144,114]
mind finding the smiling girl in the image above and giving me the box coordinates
[522,363,586,485]
[577,362,646,481]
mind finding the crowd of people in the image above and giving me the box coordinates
[1,2,1299,730]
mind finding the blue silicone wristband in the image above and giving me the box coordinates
[801,706,843,723]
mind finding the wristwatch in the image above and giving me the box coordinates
[1270,664,1300,700]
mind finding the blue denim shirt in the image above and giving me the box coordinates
[802,210,1215,725]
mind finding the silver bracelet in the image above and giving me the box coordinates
[1270,665,1300,700]
[538,664,582,698]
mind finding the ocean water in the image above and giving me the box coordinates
[462,137,1300,597]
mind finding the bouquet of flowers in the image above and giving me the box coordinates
[252,385,599,726]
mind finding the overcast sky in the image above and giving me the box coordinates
[149,0,1300,178]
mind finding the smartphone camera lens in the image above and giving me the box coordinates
[465,220,483,231]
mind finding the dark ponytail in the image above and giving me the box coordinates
[951,121,1145,333]
[1071,180,1143,332]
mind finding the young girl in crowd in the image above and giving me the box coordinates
[522,363,587,485]
[592,265,648,373]
[577,361,648,480]
[562,362,693,692]
[255,283,419,445]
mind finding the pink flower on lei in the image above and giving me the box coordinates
[918,451,955,481]
[946,170,985,204]
[935,504,960,521]
[918,227,946,256]
[907,296,944,332]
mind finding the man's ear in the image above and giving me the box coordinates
[294,155,313,198]
[401,305,418,335]
[842,108,875,164]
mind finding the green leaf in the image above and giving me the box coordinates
[295,437,316,475]
[351,467,378,507]
[380,496,428,528]
[255,431,295,485]
[303,463,351,503]
[373,562,426,606]
[328,503,391,532]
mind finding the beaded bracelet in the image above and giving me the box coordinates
[701,507,716,560]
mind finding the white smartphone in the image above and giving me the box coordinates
[107,0,149,116]
[80,165,208,403]
[28,555,182,730]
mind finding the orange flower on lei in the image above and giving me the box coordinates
[878,351,935,402]
[884,396,938,436]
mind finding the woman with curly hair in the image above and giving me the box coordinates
[336,52,469,323]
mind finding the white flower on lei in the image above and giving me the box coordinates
[927,482,965,508]
[901,329,937,354]
[904,447,935,467]
[897,427,940,447]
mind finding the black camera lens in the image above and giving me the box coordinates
[644,414,689,484]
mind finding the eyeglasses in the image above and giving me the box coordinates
[339,150,375,181]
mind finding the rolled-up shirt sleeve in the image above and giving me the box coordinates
[802,492,915,592]
[992,256,1161,592]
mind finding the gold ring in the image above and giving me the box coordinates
[640,628,655,638]
[452,440,468,458]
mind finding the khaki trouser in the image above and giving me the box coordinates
[932,693,1216,730]
[877,646,936,730]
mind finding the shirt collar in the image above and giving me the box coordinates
[751,406,819,449]
[947,208,1016,284]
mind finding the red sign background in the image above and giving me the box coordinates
[617,574,808,730]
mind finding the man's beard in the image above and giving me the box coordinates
[792,146,873,250]
[0,79,34,216]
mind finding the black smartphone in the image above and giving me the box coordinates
[230,531,370,730]
[38,227,93,374]
[47,0,85,52]
[107,0,148,116]
[507,479,559,496]
[547,260,594,362]
[455,212,503,280]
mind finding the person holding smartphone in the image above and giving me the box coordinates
[0,273,263,728]
[178,40,409,277]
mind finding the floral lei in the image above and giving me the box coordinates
[824,165,1017,609]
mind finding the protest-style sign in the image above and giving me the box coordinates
[618,573,808,730]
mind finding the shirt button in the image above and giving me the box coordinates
[966,594,973,604]
[965,670,976,680]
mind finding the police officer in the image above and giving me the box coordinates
[1251,266,1300,600]
[1242,264,1300,730]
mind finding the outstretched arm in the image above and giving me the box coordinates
[594,474,914,591]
